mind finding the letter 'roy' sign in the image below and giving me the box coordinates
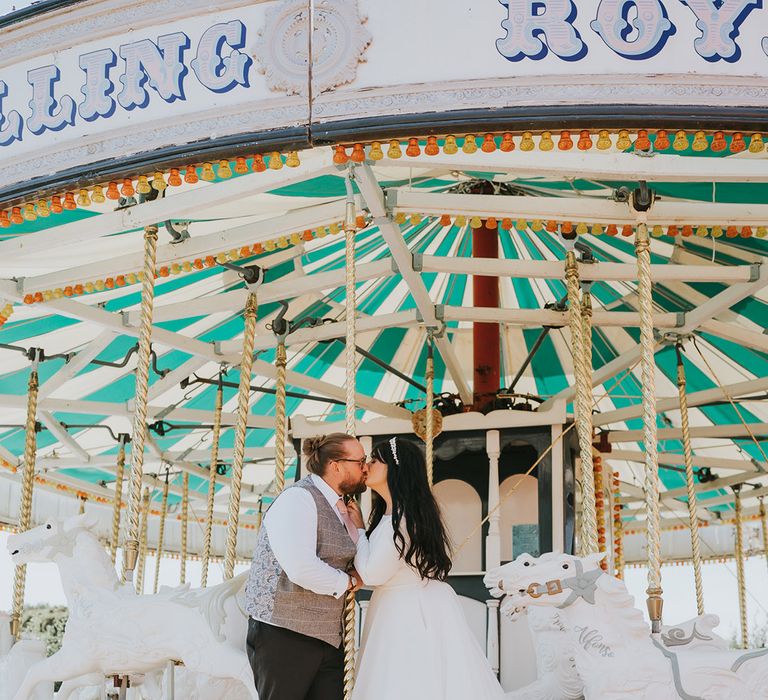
[2,0,768,191]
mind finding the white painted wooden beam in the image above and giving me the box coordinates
[20,202,345,294]
[151,257,394,323]
[700,319,768,354]
[1,155,336,258]
[595,375,768,427]
[420,255,758,284]
[391,190,768,227]
[38,331,115,400]
[607,422,768,442]
[608,449,765,473]
[38,411,91,461]
[356,164,473,404]
[376,149,768,183]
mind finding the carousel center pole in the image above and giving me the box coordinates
[342,165,358,700]
[10,348,42,639]
[224,268,262,581]
[632,187,663,634]
[123,224,159,585]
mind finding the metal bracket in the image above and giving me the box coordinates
[218,262,264,293]
[412,253,424,271]
[390,257,400,274]
[749,262,762,282]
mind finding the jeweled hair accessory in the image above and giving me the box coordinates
[389,437,399,465]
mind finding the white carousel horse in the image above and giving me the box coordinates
[6,513,257,700]
[0,611,52,700]
[489,554,727,700]
[486,552,768,700]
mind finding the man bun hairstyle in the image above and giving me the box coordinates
[302,433,356,476]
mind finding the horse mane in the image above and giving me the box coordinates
[596,573,649,637]
[71,527,120,586]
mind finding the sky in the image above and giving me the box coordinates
[2,530,767,646]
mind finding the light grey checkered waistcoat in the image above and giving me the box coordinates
[244,475,356,647]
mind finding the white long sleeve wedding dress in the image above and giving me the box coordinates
[351,515,505,700]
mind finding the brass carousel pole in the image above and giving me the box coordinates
[135,487,151,595]
[109,435,128,564]
[565,248,597,556]
[10,349,42,639]
[633,191,663,634]
[224,269,262,580]
[733,485,748,649]
[123,224,159,585]
[675,342,705,615]
[424,333,435,488]
[274,329,288,498]
[760,498,768,572]
[342,166,358,700]
[180,471,189,585]
[153,469,170,594]
[201,373,224,587]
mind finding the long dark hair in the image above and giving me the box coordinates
[367,437,452,581]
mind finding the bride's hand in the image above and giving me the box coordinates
[346,500,365,529]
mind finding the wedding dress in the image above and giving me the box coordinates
[351,515,506,700]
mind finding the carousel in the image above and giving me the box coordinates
[1,0,768,697]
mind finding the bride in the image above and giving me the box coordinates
[347,436,505,700]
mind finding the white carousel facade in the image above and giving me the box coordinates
[1,0,768,697]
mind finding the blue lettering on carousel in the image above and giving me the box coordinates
[496,0,767,62]
[0,19,252,147]
[496,1,588,61]
[191,21,252,93]
[27,65,76,135]
[0,81,22,146]
[118,32,190,110]
[79,49,118,121]
[680,0,762,62]
[590,1,675,59]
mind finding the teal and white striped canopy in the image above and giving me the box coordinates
[1,142,767,554]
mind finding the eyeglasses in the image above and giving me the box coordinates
[336,456,368,468]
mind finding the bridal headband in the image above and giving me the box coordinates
[389,437,399,465]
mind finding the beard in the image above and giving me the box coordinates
[339,475,367,496]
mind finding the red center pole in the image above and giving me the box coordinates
[472,220,500,411]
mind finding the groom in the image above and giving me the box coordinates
[245,432,368,700]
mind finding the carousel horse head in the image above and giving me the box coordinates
[485,551,607,617]
[7,513,99,565]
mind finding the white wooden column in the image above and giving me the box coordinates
[486,430,502,569]
[485,430,501,672]
[357,599,370,651]
[359,435,373,522]
[486,598,501,677]
[551,423,565,552]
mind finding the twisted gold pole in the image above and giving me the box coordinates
[224,293,258,580]
[565,251,597,556]
[274,340,288,496]
[136,487,151,595]
[201,380,223,587]
[123,225,159,584]
[109,439,127,564]
[180,472,189,585]
[734,487,748,649]
[676,344,705,615]
[425,337,435,488]
[612,471,625,580]
[760,499,768,573]
[342,183,357,700]
[153,474,170,594]
[11,359,40,639]
[635,221,663,633]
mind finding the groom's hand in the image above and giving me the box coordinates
[347,567,364,593]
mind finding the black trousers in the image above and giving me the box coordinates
[246,618,344,700]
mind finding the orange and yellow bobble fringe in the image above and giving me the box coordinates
[21,217,367,305]
[594,455,608,572]
[0,151,300,229]
[395,213,768,240]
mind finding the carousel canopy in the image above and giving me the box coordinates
[1,139,767,560]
